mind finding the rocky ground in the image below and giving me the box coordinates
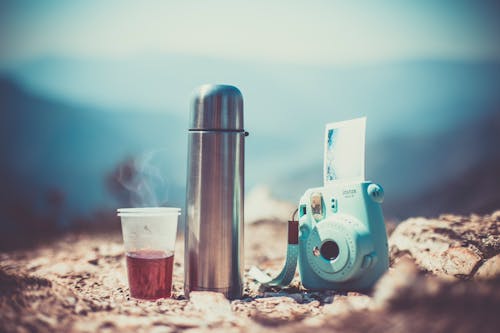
[1,211,499,333]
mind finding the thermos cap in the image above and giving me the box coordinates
[190,84,244,131]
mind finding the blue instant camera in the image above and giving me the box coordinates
[250,118,389,291]
[297,181,389,291]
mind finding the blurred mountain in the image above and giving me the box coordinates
[8,56,500,138]
[380,109,500,219]
[1,56,500,237]
[0,77,186,236]
[9,56,500,204]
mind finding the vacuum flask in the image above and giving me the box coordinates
[185,84,246,299]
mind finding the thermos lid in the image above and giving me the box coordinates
[190,84,244,131]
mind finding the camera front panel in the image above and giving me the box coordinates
[298,181,389,290]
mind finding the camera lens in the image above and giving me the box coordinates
[320,241,339,261]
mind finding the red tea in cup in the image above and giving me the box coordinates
[126,249,174,299]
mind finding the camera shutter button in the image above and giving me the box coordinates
[367,184,384,203]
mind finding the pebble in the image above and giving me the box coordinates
[441,246,482,277]
[65,296,77,305]
[475,254,500,280]
[164,315,205,329]
[87,258,99,265]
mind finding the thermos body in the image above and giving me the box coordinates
[185,85,245,299]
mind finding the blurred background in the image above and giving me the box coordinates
[1,0,499,249]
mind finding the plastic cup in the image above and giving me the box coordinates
[117,207,181,300]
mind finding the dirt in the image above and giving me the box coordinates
[1,212,499,333]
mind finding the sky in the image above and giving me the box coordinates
[1,0,500,68]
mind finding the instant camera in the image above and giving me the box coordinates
[299,117,389,290]
[252,118,389,291]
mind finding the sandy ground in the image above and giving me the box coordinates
[1,214,499,333]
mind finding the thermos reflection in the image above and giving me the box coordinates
[184,84,246,299]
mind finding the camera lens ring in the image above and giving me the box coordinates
[320,240,340,261]
[306,224,350,275]
[305,214,370,281]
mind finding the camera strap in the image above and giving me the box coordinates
[249,220,299,287]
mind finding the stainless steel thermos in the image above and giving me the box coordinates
[185,84,246,299]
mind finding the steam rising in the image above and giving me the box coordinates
[118,150,170,207]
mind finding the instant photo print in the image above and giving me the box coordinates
[324,117,366,184]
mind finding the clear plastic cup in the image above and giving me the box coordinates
[117,207,181,300]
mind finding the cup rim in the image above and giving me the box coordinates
[117,207,181,217]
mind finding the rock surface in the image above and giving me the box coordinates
[389,211,500,280]
[1,211,499,332]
